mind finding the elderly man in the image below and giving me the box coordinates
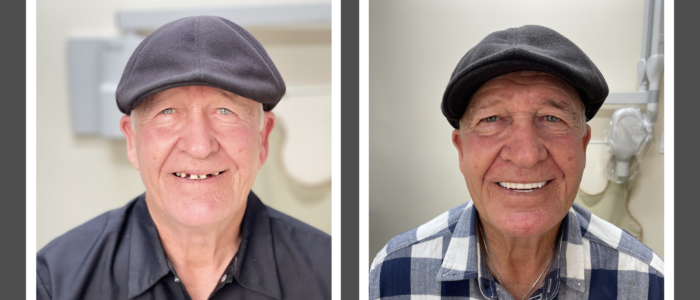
[370,25,663,300]
[37,16,331,300]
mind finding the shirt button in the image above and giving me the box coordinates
[221,274,227,283]
[174,277,180,283]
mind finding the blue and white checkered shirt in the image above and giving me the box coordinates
[370,201,664,300]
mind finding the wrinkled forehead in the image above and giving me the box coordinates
[476,71,579,100]
[135,86,259,113]
[466,71,582,113]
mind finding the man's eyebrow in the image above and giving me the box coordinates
[463,98,505,125]
[219,90,236,101]
[219,91,249,106]
[139,94,162,113]
[218,90,258,115]
[542,98,580,122]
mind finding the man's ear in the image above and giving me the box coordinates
[258,111,276,169]
[452,129,465,174]
[120,115,140,170]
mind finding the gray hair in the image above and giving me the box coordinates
[258,103,265,130]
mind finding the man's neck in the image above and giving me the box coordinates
[145,196,246,300]
[478,217,560,299]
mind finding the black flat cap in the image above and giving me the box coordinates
[116,16,285,115]
[442,25,608,128]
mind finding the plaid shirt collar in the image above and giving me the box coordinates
[435,201,587,298]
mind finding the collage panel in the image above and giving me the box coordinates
[35,1,335,299]
[368,1,665,299]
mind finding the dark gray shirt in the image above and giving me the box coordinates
[37,192,331,299]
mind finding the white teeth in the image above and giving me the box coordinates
[175,172,180,177]
[499,181,548,190]
[189,174,197,179]
[199,174,207,179]
[213,172,219,176]
[181,173,186,178]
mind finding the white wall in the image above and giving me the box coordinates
[37,0,331,250]
[369,0,664,259]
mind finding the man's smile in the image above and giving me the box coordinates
[496,180,552,193]
[172,170,227,180]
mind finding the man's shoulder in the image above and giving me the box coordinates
[36,196,140,299]
[571,203,664,276]
[37,197,138,260]
[264,205,331,260]
[370,201,470,272]
[263,206,331,296]
[266,206,331,241]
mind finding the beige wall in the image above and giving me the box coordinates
[37,0,331,250]
[369,0,664,259]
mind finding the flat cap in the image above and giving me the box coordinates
[116,16,285,115]
[442,25,608,128]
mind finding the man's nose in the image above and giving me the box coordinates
[177,114,219,159]
[500,122,547,168]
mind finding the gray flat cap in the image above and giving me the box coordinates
[442,25,608,128]
[116,16,285,115]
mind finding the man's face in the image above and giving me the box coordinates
[120,86,274,227]
[452,71,591,238]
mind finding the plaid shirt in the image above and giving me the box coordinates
[370,201,664,300]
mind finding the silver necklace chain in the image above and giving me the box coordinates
[478,222,556,300]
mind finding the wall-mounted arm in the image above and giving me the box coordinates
[644,0,664,127]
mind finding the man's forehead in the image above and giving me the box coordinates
[141,86,256,110]
[476,71,577,95]
[469,71,581,108]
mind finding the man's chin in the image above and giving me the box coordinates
[157,196,243,228]
[491,211,563,238]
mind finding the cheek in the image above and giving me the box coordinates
[462,135,503,185]
[219,127,259,164]
[548,135,586,178]
[463,135,501,171]
[138,127,176,164]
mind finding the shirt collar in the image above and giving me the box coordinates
[127,191,282,299]
[127,194,170,299]
[231,191,283,299]
[436,202,587,296]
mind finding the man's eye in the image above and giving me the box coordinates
[483,116,499,123]
[219,108,232,115]
[545,115,560,122]
[161,108,174,115]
